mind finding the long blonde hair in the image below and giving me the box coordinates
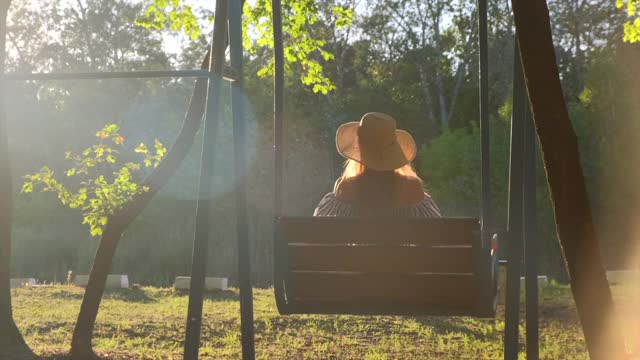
[340,159,422,180]
[337,159,424,215]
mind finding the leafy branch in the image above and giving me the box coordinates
[21,124,167,237]
[135,0,354,94]
[617,0,640,43]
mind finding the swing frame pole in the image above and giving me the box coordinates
[504,39,539,360]
[183,0,229,358]
[504,39,526,360]
[523,81,539,360]
[272,0,284,220]
[229,0,256,357]
[478,0,489,246]
[271,0,287,316]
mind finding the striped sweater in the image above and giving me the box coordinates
[313,192,442,218]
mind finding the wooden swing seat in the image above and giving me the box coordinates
[274,217,498,317]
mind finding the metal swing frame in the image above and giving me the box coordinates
[0,0,539,358]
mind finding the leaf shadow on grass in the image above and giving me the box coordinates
[105,287,241,304]
[42,287,158,304]
[174,289,240,302]
[44,288,84,301]
[412,315,497,341]
[34,351,143,360]
[101,288,157,303]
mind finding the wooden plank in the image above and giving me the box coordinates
[289,272,475,304]
[279,217,479,246]
[288,245,474,274]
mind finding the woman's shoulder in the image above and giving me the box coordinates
[395,176,441,217]
[394,175,426,206]
[313,191,354,216]
[334,176,357,202]
[412,192,442,217]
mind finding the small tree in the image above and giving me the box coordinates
[22,124,166,237]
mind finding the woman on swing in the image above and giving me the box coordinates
[314,112,441,217]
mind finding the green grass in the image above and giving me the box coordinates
[10,283,638,359]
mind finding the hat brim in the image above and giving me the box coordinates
[336,122,417,171]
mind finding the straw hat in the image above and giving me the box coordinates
[336,112,417,171]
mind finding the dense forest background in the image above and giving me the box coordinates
[5,0,640,286]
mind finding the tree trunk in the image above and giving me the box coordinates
[571,0,584,91]
[417,63,437,126]
[511,1,626,359]
[447,14,477,125]
[435,68,448,128]
[70,50,213,359]
[0,92,32,354]
[0,0,35,358]
[432,8,448,128]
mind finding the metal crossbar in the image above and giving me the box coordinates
[2,68,237,81]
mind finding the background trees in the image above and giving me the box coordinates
[3,0,639,287]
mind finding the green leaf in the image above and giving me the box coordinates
[629,0,637,15]
[21,182,33,193]
[135,143,148,154]
[579,88,593,106]
[90,226,103,237]
[125,162,141,170]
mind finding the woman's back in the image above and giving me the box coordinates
[313,112,441,218]
[315,170,441,217]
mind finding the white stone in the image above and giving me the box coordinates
[497,264,548,304]
[10,278,36,288]
[73,274,129,288]
[606,270,638,285]
[174,276,228,291]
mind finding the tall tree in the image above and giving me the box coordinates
[361,0,485,130]
[8,0,170,72]
[365,0,451,127]
[548,0,625,99]
[5,0,174,170]
[0,0,35,357]
[511,0,626,358]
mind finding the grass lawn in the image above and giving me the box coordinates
[10,283,639,359]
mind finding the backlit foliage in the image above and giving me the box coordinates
[21,124,166,237]
[617,0,640,43]
[135,0,353,94]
